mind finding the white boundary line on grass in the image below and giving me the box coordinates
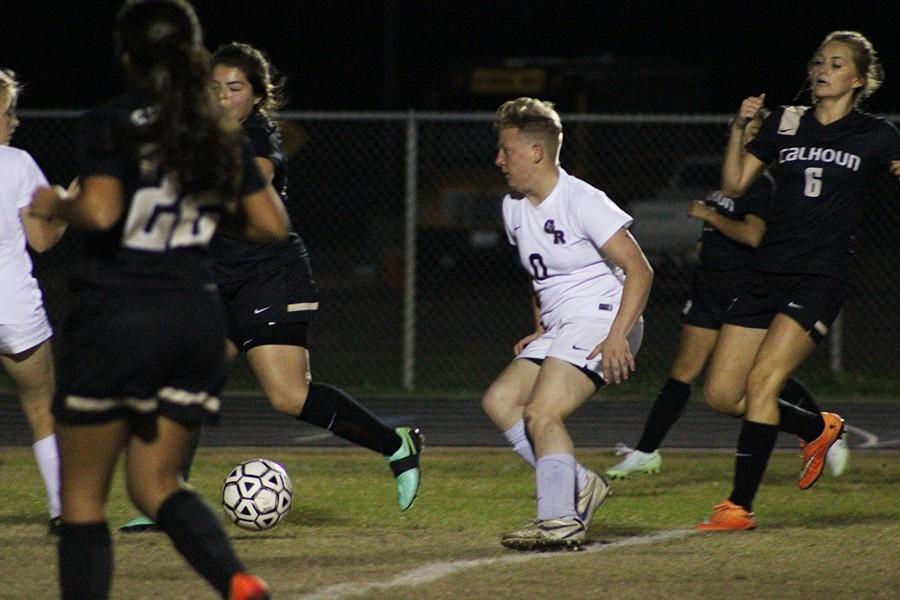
[844,424,880,448]
[291,529,697,600]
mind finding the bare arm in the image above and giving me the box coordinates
[239,184,289,242]
[586,227,654,383]
[254,157,275,183]
[513,293,545,355]
[20,209,67,252]
[722,95,767,197]
[688,200,767,247]
[29,176,124,231]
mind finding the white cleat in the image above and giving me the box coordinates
[605,444,662,479]
[825,434,849,477]
[575,470,611,528]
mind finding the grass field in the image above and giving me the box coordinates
[0,447,897,599]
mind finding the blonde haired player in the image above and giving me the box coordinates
[0,68,66,535]
[482,97,653,549]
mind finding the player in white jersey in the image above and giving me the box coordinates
[0,69,66,535]
[481,98,653,550]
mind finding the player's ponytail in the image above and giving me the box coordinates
[115,0,241,203]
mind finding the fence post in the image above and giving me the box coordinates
[830,310,843,375]
[402,112,418,390]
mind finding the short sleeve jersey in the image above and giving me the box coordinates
[0,146,49,321]
[746,106,900,275]
[75,94,266,289]
[502,168,633,329]
[698,171,775,271]
[208,111,310,285]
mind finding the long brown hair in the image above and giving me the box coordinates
[115,0,241,200]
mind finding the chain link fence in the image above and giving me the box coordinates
[14,110,900,394]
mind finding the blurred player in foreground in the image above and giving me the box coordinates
[29,1,287,597]
[121,40,423,533]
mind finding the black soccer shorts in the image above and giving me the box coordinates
[724,271,847,343]
[53,284,227,428]
[681,269,744,330]
[218,257,320,352]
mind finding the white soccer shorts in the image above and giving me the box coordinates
[517,316,644,380]
[0,305,52,355]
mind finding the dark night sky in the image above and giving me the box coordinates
[3,0,898,114]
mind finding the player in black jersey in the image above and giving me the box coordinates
[208,43,423,509]
[606,113,846,480]
[28,2,285,598]
[698,31,900,531]
[120,43,424,534]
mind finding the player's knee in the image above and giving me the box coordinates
[126,473,181,517]
[703,380,743,416]
[522,407,557,440]
[745,366,787,403]
[481,385,511,420]
[268,383,309,416]
[669,358,702,383]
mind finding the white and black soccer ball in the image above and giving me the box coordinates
[222,458,293,531]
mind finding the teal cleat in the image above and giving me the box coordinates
[387,427,424,511]
[119,515,159,533]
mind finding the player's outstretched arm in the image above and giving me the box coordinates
[239,183,289,242]
[29,175,124,231]
[688,200,767,247]
[722,95,767,197]
[587,228,653,384]
[513,293,544,355]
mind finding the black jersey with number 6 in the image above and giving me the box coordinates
[746,106,900,275]
[208,112,310,285]
[75,93,266,289]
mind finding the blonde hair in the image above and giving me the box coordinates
[494,97,563,161]
[0,69,20,111]
[816,31,884,106]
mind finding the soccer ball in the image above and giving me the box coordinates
[222,458,293,531]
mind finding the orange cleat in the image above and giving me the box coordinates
[798,412,845,490]
[229,573,270,600]
[696,500,756,531]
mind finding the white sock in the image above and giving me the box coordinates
[536,453,577,520]
[505,421,589,491]
[503,420,536,467]
[575,463,589,492]
[33,434,61,518]
[503,420,587,492]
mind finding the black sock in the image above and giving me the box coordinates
[777,400,825,442]
[298,383,402,455]
[729,421,778,512]
[181,426,202,482]
[635,378,691,453]
[59,522,112,600]
[155,489,245,597]
[780,378,822,414]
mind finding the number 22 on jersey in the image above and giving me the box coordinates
[122,176,221,251]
